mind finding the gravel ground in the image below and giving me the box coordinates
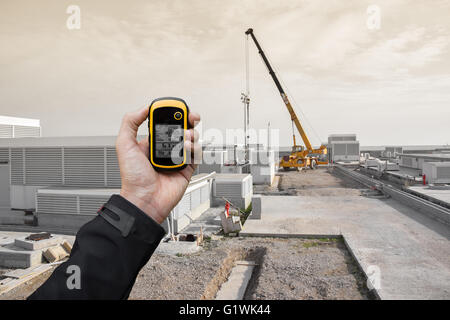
[129,239,229,300]
[129,236,373,300]
[278,168,365,196]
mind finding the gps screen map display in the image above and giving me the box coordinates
[155,124,183,160]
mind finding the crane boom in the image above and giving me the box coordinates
[245,28,313,151]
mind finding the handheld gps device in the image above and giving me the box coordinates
[148,97,189,171]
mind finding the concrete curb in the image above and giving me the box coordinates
[341,236,381,300]
[240,233,342,239]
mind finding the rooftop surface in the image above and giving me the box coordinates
[241,171,450,300]
[408,186,450,205]
[400,153,450,159]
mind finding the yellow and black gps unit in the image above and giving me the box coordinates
[148,97,189,171]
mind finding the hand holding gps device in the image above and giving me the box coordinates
[148,97,189,171]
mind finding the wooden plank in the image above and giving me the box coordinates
[3,268,34,280]
[0,264,53,296]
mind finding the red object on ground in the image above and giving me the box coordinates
[225,202,230,217]
[423,174,426,185]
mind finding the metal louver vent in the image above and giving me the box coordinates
[13,125,41,138]
[64,147,105,187]
[0,148,9,163]
[79,196,109,215]
[25,148,62,185]
[334,144,347,156]
[36,194,78,215]
[437,167,450,179]
[402,157,413,167]
[0,125,13,138]
[214,182,242,198]
[10,148,24,185]
[106,147,121,187]
[347,144,359,156]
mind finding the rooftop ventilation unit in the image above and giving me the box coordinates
[0,116,41,138]
[423,162,450,184]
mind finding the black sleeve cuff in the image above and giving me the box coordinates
[101,194,166,244]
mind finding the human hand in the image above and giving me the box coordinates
[116,106,201,224]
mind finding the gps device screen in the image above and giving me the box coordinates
[155,124,183,160]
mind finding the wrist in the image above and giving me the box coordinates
[119,189,165,224]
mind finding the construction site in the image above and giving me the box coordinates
[1,1,449,303]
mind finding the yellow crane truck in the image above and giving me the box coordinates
[245,28,328,170]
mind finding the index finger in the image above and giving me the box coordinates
[118,106,149,141]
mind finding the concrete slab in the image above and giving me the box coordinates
[241,195,450,300]
[155,241,201,256]
[408,186,450,206]
[215,261,255,300]
[14,236,64,251]
[248,196,261,220]
[180,207,223,236]
[0,243,44,268]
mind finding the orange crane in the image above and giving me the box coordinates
[245,28,328,170]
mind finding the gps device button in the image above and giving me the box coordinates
[174,111,182,120]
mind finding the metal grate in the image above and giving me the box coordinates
[437,167,450,179]
[25,148,62,185]
[10,148,24,184]
[13,125,40,138]
[36,194,78,215]
[64,147,105,187]
[346,144,359,156]
[79,196,109,215]
[214,182,242,198]
[106,147,121,187]
[402,157,413,167]
[0,148,9,163]
[334,144,347,156]
[0,124,13,138]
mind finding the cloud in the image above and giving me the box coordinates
[0,0,449,145]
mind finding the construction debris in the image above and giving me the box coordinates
[220,209,242,234]
[0,264,53,297]
[43,244,70,263]
[61,240,73,253]
[25,232,51,241]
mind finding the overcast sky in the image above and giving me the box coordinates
[1,0,449,146]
